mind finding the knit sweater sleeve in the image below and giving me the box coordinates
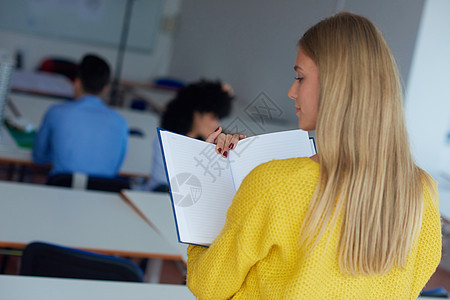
[186,162,280,299]
[410,182,442,298]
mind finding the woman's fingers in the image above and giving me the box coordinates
[219,133,241,158]
[205,126,248,158]
[215,133,227,156]
[205,126,222,143]
[227,134,240,151]
[221,134,233,158]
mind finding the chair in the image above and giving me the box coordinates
[37,57,78,82]
[46,173,130,193]
[153,77,185,90]
[20,242,143,282]
[130,98,148,111]
[419,287,448,298]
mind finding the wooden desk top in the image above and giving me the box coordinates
[0,181,182,260]
[0,274,439,300]
[0,275,195,300]
[120,190,188,263]
[10,70,74,99]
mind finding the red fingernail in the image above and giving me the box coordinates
[218,148,222,154]
[223,151,228,158]
[229,143,234,150]
[215,126,220,132]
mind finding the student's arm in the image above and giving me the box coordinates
[117,121,129,172]
[32,110,54,164]
[186,163,278,299]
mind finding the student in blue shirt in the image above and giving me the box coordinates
[33,54,128,178]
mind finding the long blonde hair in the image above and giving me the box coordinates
[297,12,435,276]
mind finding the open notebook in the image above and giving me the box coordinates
[158,128,316,246]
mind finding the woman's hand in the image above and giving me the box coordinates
[205,126,246,158]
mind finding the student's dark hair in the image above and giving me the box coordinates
[77,54,111,95]
[161,80,234,135]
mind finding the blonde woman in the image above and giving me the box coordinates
[187,12,441,299]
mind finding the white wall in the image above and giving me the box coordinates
[405,0,450,179]
[169,0,425,129]
[342,0,424,89]
[0,0,182,82]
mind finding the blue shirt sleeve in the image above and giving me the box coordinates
[116,120,129,173]
[32,108,53,164]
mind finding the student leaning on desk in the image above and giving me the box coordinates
[145,79,235,192]
[185,12,441,299]
[32,54,128,178]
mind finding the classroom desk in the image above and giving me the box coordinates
[0,180,182,261]
[0,275,442,300]
[0,92,159,178]
[121,190,188,263]
[123,82,177,114]
[0,275,195,300]
[114,106,159,178]
[10,70,73,99]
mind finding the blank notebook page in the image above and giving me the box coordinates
[160,131,235,245]
[229,129,313,190]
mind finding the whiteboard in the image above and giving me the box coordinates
[0,0,162,52]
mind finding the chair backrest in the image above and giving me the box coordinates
[37,58,78,82]
[47,173,130,193]
[20,242,144,282]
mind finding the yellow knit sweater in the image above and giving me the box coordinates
[187,157,441,299]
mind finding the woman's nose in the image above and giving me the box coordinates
[288,82,297,100]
